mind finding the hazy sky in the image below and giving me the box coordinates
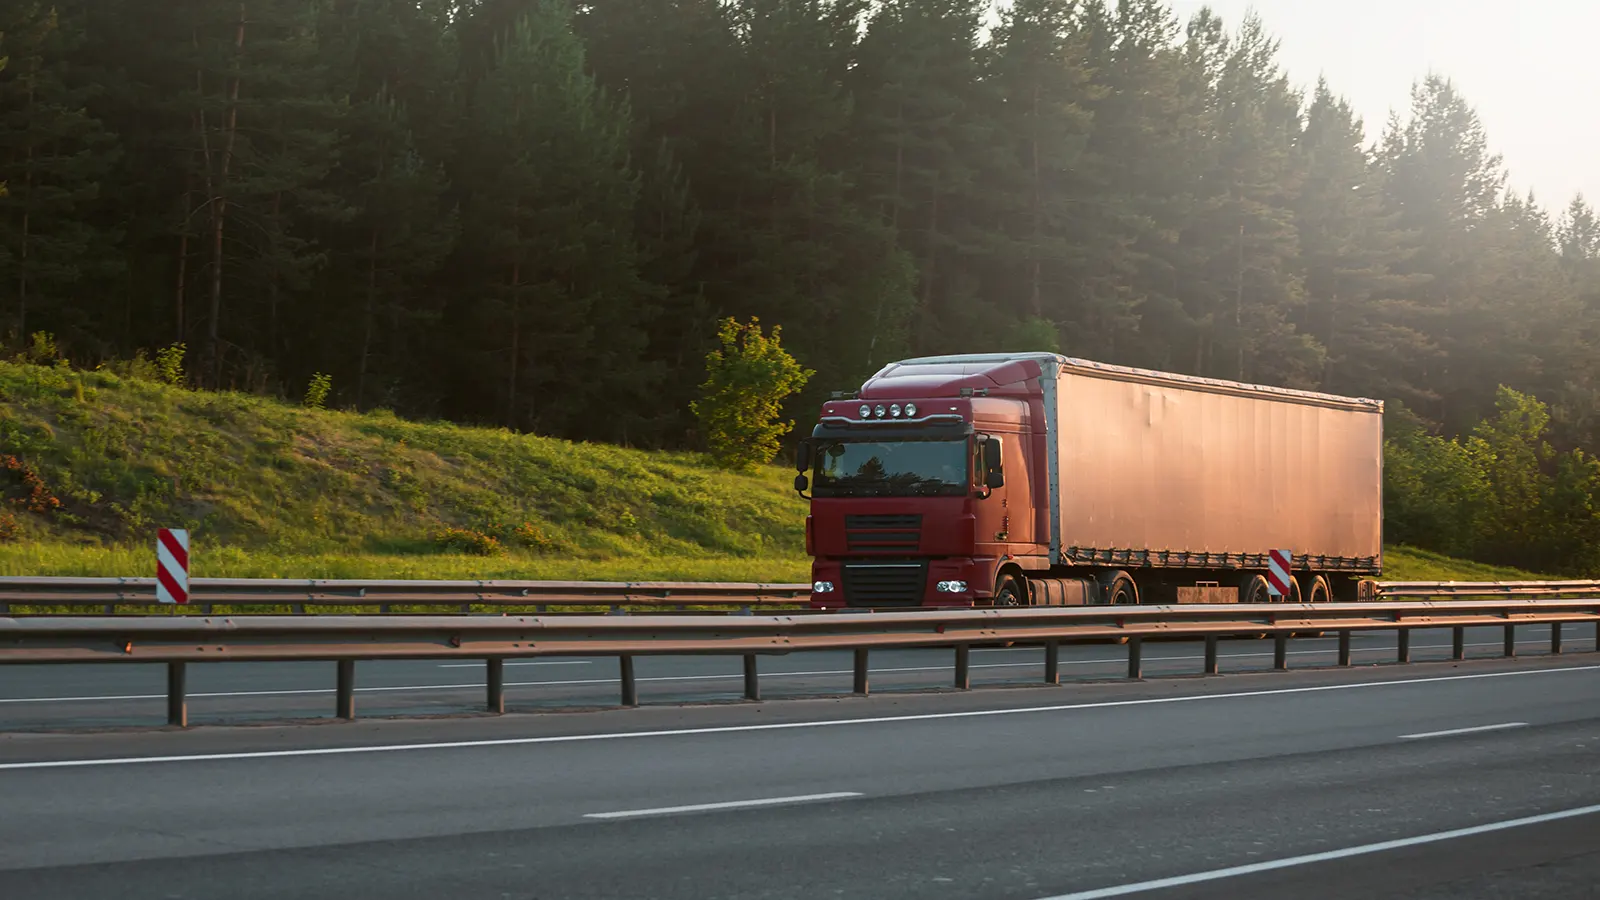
[1160,0,1598,213]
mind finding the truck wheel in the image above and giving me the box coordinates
[994,574,1027,607]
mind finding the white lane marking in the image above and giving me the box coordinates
[1028,801,1600,899]
[0,638,1576,705]
[1399,722,1529,740]
[436,661,591,669]
[1,663,1595,771]
[583,792,861,820]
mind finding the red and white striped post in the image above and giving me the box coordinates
[157,528,190,605]
[1266,548,1292,599]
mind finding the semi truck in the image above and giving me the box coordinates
[794,352,1383,609]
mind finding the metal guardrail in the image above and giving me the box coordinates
[8,577,1600,616]
[1377,580,1600,598]
[3,596,1597,727]
[0,577,814,615]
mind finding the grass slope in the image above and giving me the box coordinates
[1379,546,1550,582]
[0,361,807,581]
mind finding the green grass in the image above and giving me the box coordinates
[0,360,808,581]
[1380,546,1552,582]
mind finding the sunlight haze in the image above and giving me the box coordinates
[1159,0,1598,210]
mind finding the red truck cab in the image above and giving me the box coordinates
[797,356,1050,609]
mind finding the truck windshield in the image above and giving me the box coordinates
[813,439,970,497]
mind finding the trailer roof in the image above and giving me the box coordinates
[884,352,1383,411]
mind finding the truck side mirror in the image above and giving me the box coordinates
[981,436,1005,491]
[796,439,814,474]
[794,473,810,495]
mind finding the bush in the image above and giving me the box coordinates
[690,317,812,472]
[155,343,186,386]
[1385,387,1600,575]
[433,526,503,556]
[304,373,333,409]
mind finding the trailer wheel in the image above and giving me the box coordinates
[1293,575,1331,637]
[1100,570,1139,606]
[1306,576,1332,604]
[1241,574,1272,605]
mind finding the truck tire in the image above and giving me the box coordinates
[994,573,1027,607]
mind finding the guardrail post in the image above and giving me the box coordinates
[1273,633,1288,670]
[1398,628,1411,664]
[1452,627,1466,660]
[743,654,760,701]
[336,659,356,720]
[955,645,971,690]
[853,649,869,695]
[1127,636,1142,679]
[1552,623,1563,655]
[1204,636,1218,675]
[1044,640,1060,684]
[167,662,187,727]
[1337,631,1351,667]
[1504,625,1516,658]
[620,656,638,707]
[487,658,505,714]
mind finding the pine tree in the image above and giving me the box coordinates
[453,0,655,439]
[849,0,998,356]
[1377,75,1512,429]
[313,0,458,409]
[0,1,120,347]
[981,0,1100,352]
[1294,79,1429,404]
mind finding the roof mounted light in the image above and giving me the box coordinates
[874,405,886,418]
[890,404,902,418]
[859,404,872,418]
[905,403,918,417]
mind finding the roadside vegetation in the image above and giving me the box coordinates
[0,359,806,583]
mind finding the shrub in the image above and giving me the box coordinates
[690,317,812,472]
[0,511,19,542]
[433,526,503,556]
[0,455,61,515]
[305,373,333,409]
[20,332,60,365]
[155,343,187,386]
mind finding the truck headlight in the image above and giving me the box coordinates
[904,403,918,417]
[936,581,969,593]
[813,581,836,593]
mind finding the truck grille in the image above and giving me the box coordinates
[842,562,927,607]
[844,514,923,553]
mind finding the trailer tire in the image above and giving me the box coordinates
[1241,574,1272,605]
[1293,575,1331,637]
[1100,570,1139,606]
[1306,576,1332,604]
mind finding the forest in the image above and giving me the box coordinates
[3,1,1600,569]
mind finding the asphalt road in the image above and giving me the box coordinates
[2,644,1599,898]
[0,623,1583,730]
